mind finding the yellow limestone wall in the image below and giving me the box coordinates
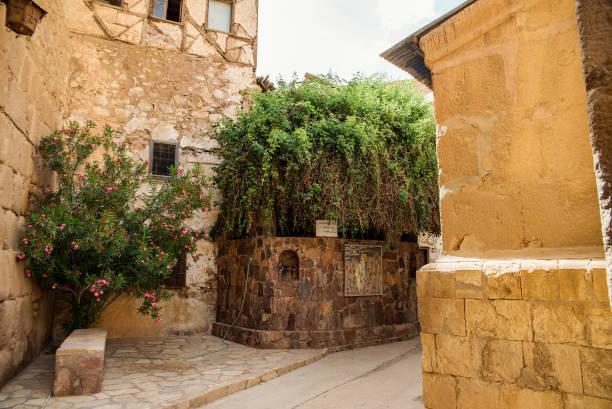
[0,0,67,386]
[415,0,612,407]
[421,0,602,254]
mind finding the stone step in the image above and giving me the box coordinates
[53,328,107,396]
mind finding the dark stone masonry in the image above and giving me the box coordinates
[212,237,423,350]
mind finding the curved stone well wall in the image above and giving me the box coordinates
[213,237,423,349]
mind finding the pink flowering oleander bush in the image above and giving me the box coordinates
[17,121,212,334]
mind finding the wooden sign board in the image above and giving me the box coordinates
[316,220,338,237]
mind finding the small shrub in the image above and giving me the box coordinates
[211,75,440,240]
[17,122,212,333]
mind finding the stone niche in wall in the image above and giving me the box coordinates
[212,237,421,349]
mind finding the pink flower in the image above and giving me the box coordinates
[71,242,78,249]
[42,273,47,278]
[16,253,26,260]
[25,269,32,277]
[60,223,66,231]
[44,245,53,254]
[51,283,57,289]
[40,214,46,220]
[96,298,101,302]
[177,169,184,175]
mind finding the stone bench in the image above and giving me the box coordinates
[53,328,107,396]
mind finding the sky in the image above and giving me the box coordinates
[256,0,467,82]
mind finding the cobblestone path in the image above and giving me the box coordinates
[0,335,326,409]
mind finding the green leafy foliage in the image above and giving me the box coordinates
[17,122,212,333]
[211,75,440,240]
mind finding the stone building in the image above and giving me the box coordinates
[382,0,612,408]
[0,0,258,386]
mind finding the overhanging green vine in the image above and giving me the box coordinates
[211,75,440,240]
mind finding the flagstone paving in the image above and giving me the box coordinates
[0,335,327,409]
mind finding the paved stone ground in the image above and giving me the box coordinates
[202,338,424,409]
[0,335,326,409]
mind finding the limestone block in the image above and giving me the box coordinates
[421,333,436,372]
[419,298,466,336]
[455,269,484,299]
[431,271,455,298]
[580,347,612,399]
[435,334,479,377]
[2,125,34,178]
[0,208,23,251]
[499,385,563,409]
[592,268,611,304]
[486,270,522,299]
[521,269,559,300]
[53,328,107,396]
[457,378,500,409]
[127,0,147,14]
[116,12,142,28]
[588,306,612,349]
[119,22,144,44]
[558,269,589,301]
[564,394,612,409]
[63,0,106,36]
[465,299,532,341]
[0,250,32,302]
[5,79,29,133]
[422,373,456,409]
[233,0,257,37]
[521,342,582,394]
[480,339,523,383]
[417,269,432,299]
[0,164,28,215]
[93,3,118,25]
[6,33,26,80]
[532,303,587,345]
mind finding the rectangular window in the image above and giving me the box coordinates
[150,141,178,177]
[207,0,232,32]
[152,0,182,22]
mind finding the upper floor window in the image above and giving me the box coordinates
[150,141,178,178]
[152,0,182,22]
[207,0,232,33]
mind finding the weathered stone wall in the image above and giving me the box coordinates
[213,238,422,349]
[2,0,258,366]
[575,0,612,306]
[412,0,612,407]
[60,0,258,338]
[418,258,611,409]
[421,0,603,253]
[0,0,70,386]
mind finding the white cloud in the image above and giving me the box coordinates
[376,0,437,33]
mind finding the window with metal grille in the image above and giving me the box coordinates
[207,0,232,32]
[164,253,187,288]
[150,142,178,177]
[152,0,182,22]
